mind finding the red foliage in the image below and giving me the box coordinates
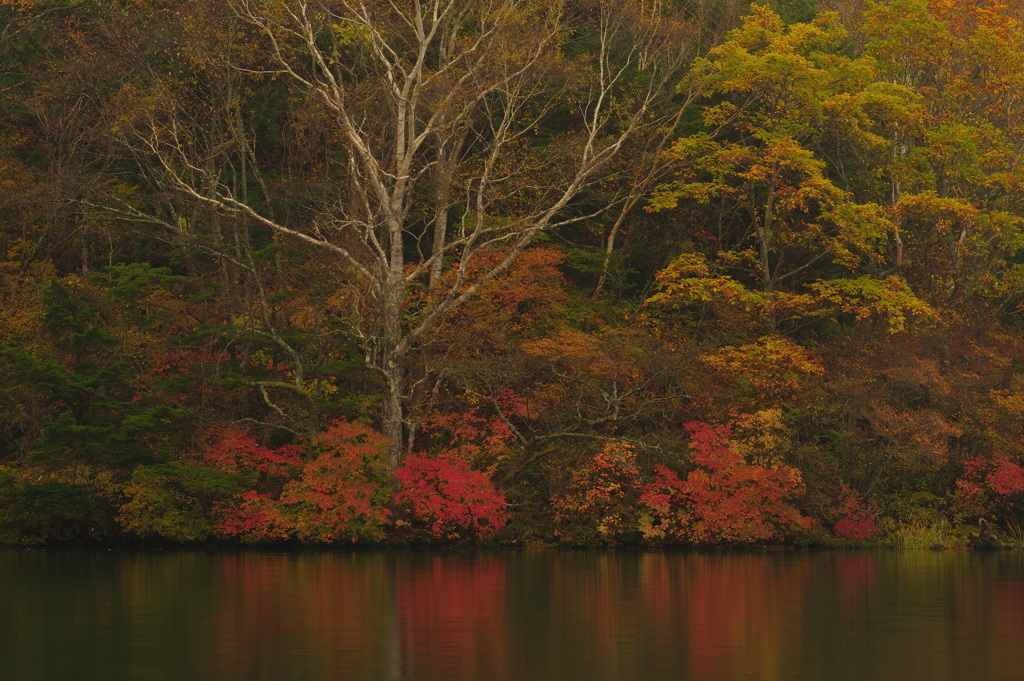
[988,461,1024,496]
[394,455,508,540]
[552,441,644,544]
[419,390,527,463]
[278,420,391,542]
[832,485,883,540]
[492,388,530,419]
[955,456,989,498]
[686,422,736,470]
[217,491,291,541]
[638,464,689,541]
[640,421,811,544]
[196,428,303,476]
[212,420,391,542]
[956,455,1024,499]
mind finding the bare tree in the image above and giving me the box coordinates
[99,0,693,462]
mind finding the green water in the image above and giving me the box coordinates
[1,550,1022,680]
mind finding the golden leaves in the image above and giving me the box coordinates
[702,336,823,399]
[811,276,935,332]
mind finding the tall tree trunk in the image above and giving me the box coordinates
[381,352,405,466]
[593,199,633,298]
[760,175,777,333]
[428,133,466,292]
[382,208,408,463]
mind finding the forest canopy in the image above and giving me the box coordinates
[2,0,1024,548]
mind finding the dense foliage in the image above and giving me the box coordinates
[3,0,1024,548]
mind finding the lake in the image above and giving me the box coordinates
[1,549,1022,680]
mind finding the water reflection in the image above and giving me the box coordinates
[1,550,1023,680]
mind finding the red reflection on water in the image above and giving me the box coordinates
[985,573,1024,680]
[832,552,880,619]
[95,551,1024,681]
[684,555,809,680]
[395,554,509,681]
[638,553,693,676]
[202,553,392,680]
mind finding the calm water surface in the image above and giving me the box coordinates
[1,549,1023,681]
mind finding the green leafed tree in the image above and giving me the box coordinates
[649,6,927,334]
[863,0,1024,318]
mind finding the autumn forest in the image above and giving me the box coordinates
[2,0,1024,548]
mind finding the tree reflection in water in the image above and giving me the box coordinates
[1,550,1023,680]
